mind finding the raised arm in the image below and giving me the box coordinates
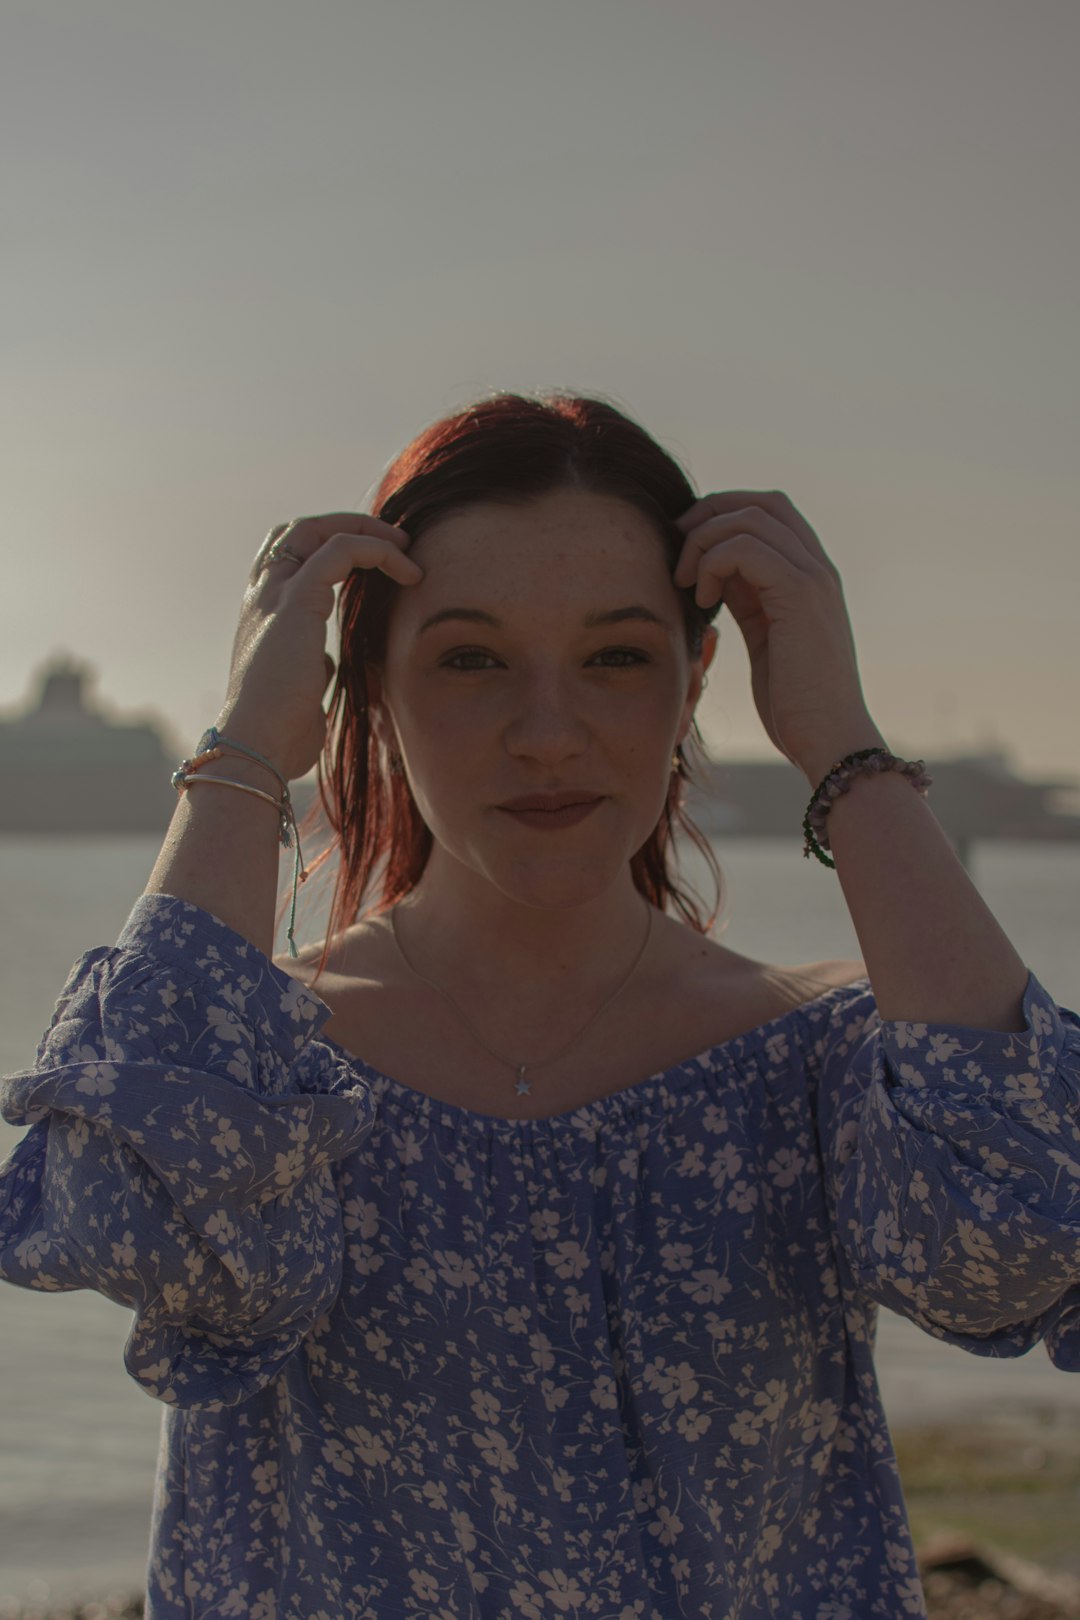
[145,511,423,956]
[0,511,424,1409]
[671,488,1029,1031]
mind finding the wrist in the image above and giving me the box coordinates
[797,728,891,789]
[203,721,293,787]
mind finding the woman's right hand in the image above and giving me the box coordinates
[215,513,423,783]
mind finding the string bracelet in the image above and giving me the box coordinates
[802,747,933,870]
[172,730,307,958]
[172,726,288,796]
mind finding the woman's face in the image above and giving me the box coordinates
[367,486,717,909]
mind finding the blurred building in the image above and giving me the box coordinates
[0,657,179,833]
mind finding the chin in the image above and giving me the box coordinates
[485,854,629,911]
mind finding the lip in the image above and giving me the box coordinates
[498,792,604,811]
[499,799,605,830]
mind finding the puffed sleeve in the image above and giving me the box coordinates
[816,970,1080,1369]
[0,893,374,1410]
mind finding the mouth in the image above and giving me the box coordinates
[497,793,604,812]
[497,798,606,830]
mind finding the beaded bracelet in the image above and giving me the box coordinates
[172,729,307,958]
[802,747,933,869]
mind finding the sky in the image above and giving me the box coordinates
[3,0,1078,785]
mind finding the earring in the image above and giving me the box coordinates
[671,750,682,773]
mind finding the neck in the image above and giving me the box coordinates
[388,851,656,1009]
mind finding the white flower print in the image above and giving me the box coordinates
[547,1240,589,1279]
[529,1330,556,1372]
[404,1254,438,1293]
[727,1179,759,1213]
[767,1146,807,1187]
[111,1229,137,1269]
[801,1398,840,1445]
[345,1425,390,1467]
[956,1219,999,1263]
[508,1578,544,1618]
[676,1407,711,1440]
[682,1266,732,1304]
[206,1004,244,1044]
[642,1356,700,1410]
[472,1425,519,1474]
[252,1460,279,1495]
[210,1117,242,1156]
[541,1377,570,1413]
[649,1503,685,1546]
[1004,1070,1045,1105]
[14,1229,50,1270]
[408,1566,440,1603]
[75,1063,117,1096]
[590,1372,618,1410]
[754,1379,789,1422]
[363,1324,393,1361]
[471,1386,502,1425]
[434,1249,480,1288]
[530,1206,560,1242]
[756,1522,783,1561]
[708,1140,743,1189]
[538,1568,587,1611]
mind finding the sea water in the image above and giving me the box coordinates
[1,833,1078,1603]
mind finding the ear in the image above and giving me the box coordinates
[677,626,718,742]
[364,661,384,708]
[364,663,394,752]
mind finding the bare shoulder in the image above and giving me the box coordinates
[776,957,869,998]
[683,931,867,1016]
[272,918,391,993]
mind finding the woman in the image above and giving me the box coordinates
[1,392,1077,1619]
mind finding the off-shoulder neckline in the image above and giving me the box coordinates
[315,975,874,1133]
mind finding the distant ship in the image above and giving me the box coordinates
[682,746,1080,868]
[0,657,180,833]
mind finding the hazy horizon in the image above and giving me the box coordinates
[4,0,1078,781]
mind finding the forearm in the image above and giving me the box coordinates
[808,756,1029,1031]
[144,758,283,959]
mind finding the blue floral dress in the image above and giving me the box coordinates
[1,893,1078,1619]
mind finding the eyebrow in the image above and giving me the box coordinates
[417,605,670,635]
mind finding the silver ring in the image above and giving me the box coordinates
[266,540,305,567]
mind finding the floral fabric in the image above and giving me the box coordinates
[1,893,1078,1619]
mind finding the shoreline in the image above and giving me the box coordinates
[4,1414,1079,1620]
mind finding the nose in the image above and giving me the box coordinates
[503,671,590,764]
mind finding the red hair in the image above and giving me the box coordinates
[299,391,725,972]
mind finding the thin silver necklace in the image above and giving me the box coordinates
[389,897,654,1096]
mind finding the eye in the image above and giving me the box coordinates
[597,647,650,667]
[442,649,498,671]
[441,647,652,671]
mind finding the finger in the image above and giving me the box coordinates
[252,515,419,599]
[675,490,831,566]
[249,522,293,585]
[672,508,815,589]
[682,531,809,610]
[294,530,424,592]
[252,512,412,578]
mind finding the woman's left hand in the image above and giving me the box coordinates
[673,490,887,783]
